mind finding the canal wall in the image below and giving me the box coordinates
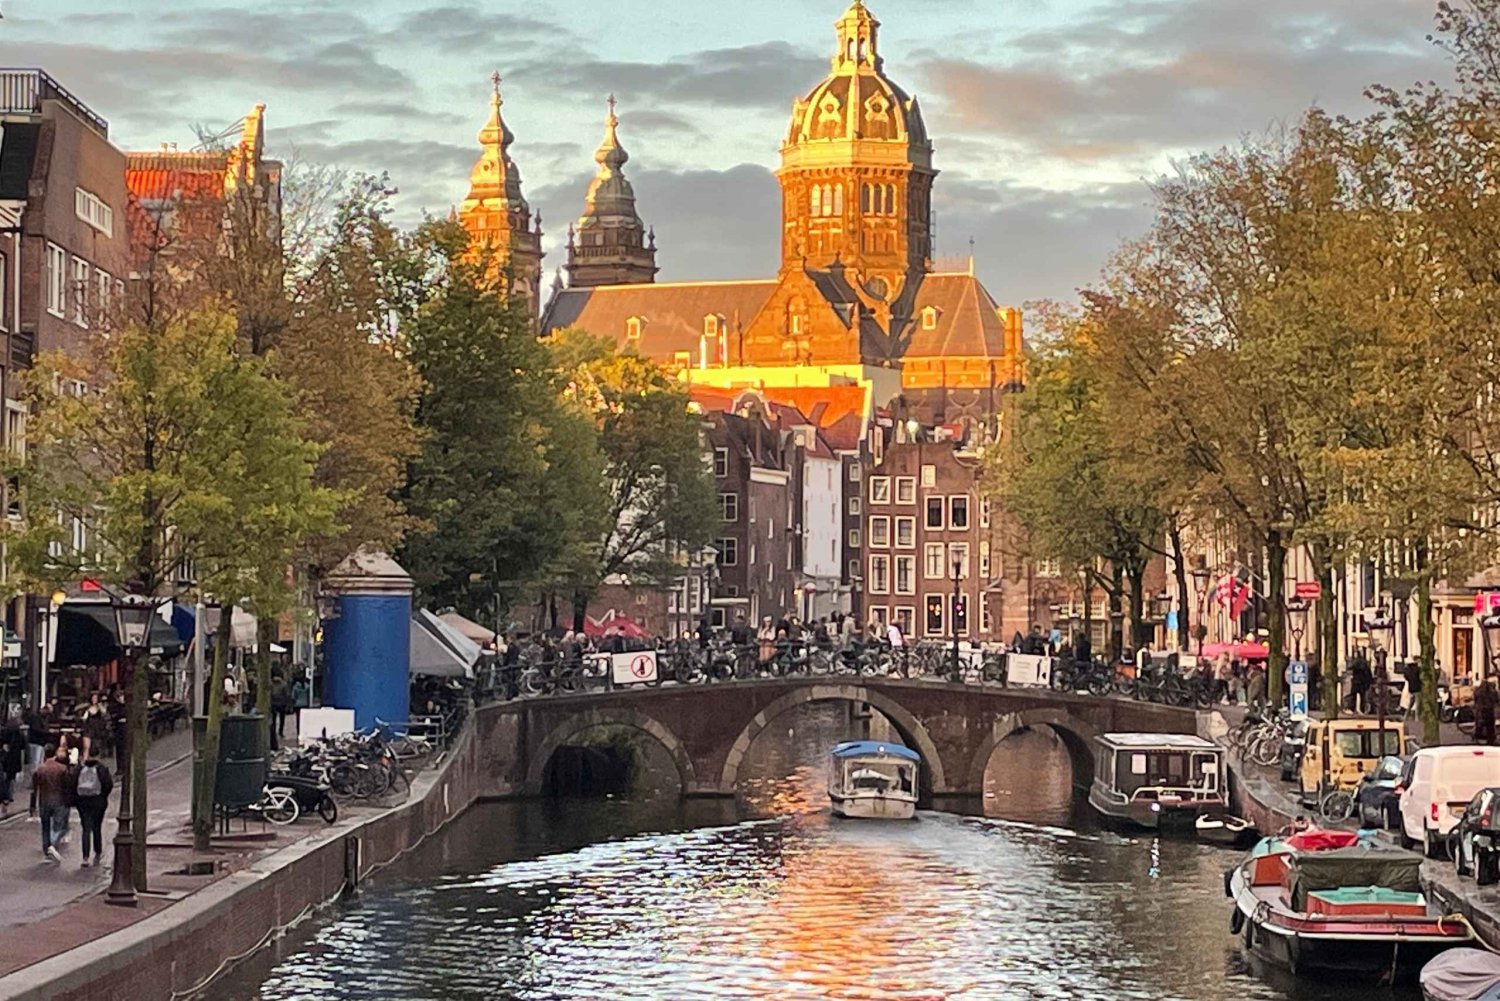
[0,721,487,1001]
[1226,760,1298,837]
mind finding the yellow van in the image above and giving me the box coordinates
[1298,718,1406,806]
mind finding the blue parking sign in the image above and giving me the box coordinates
[1289,661,1308,684]
[1290,690,1308,717]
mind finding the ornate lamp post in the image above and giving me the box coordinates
[105,593,156,907]
[1364,605,1395,756]
[950,554,964,681]
[1286,597,1309,661]
[1190,565,1212,658]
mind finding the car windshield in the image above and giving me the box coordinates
[1334,729,1402,758]
[1374,757,1403,781]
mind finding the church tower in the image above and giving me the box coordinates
[778,0,935,302]
[566,96,658,288]
[458,73,544,318]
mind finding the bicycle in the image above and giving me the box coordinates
[1319,786,1355,824]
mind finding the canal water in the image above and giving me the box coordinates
[213,705,1418,1001]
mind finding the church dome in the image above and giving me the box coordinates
[783,2,930,164]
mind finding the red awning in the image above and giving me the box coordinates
[1200,641,1270,661]
[582,613,648,639]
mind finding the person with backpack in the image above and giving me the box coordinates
[73,751,112,868]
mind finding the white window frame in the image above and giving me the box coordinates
[894,554,915,595]
[716,538,738,566]
[949,542,970,579]
[713,447,728,477]
[925,496,945,531]
[924,543,944,579]
[719,492,739,522]
[45,243,66,317]
[925,595,945,637]
[895,476,915,505]
[847,461,860,482]
[71,257,90,327]
[980,497,991,529]
[869,476,890,504]
[848,497,860,516]
[950,495,970,530]
[895,516,915,549]
[921,306,938,330]
[894,606,914,636]
[869,515,890,548]
[626,316,643,339]
[869,554,890,594]
[848,528,861,549]
[979,540,991,579]
[75,187,114,236]
[921,464,936,488]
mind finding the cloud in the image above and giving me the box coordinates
[620,109,704,139]
[386,4,572,51]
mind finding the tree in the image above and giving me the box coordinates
[549,328,717,632]
[4,310,333,874]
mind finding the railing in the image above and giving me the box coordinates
[0,69,109,136]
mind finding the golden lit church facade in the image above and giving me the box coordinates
[456,1,1024,425]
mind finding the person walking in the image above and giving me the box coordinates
[756,617,776,668]
[271,674,292,740]
[72,751,112,868]
[1350,650,1373,715]
[1247,662,1268,710]
[1475,680,1498,746]
[33,745,68,862]
[0,715,22,811]
[24,702,52,819]
[79,693,109,760]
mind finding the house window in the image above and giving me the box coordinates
[950,496,969,530]
[921,306,939,330]
[869,476,890,504]
[626,316,643,339]
[981,602,992,634]
[704,314,719,337]
[847,461,860,482]
[894,606,914,635]
[713,447,728,477]
[868,605,888,627]
[719,493,739,522]
[5,404,24,460]
[949,542,970,579]
[94,269,112,325]
[980,497,991,529]
[0,251,7,331]
[869,555,890,593]
[924,543,944,579]
[848,528,861,549]
[790,313,804,336]
[848,558,860,579]
[895,555,914,594]
[716,538,738,566]
[895,517,915,548]
[811,185,823,216]
[1036,558,1061,578]
[925,496,944,530]
[895,477,915,504]
[71,258,90,327]
[925,594,944,636]
[921,464,936,488]
[848,497,860,516]
[75,188,113,236]
[869,516,890,548]
[979,540,991,578]
[45,243,67,316]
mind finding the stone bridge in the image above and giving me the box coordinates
[470,678,1201,804]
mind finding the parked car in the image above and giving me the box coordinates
[1299,718,1405,807]
[1279,719,1308,782]
[1399,746,1500,858]
[1453,787,1500,886]
[1353,755,1405,829]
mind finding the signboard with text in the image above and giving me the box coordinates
[1294,581,1322,600]
[610,650,658,687]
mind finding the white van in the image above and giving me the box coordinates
[1399,746,1500,858]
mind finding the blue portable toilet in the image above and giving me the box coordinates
[321,547,413,731]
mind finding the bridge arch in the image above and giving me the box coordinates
[525,707,697,796]
[966,707,1100,792]
[719,684,947,796]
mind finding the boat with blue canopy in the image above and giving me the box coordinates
[828,740,919,819]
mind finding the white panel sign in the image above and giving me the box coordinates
[610,650,658,686]
[1006,653,1053,689]
[298,707,357,742]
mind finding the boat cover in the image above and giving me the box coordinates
[831,741,920,762]
[1421,948,1500,1001]
[1286,847,1423,911]
[1286,829,1359,852]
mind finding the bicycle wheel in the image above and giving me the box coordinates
[1319,789,1354,823]
[329,762,358,796]
[317,792,338,824]
[1252,734,1283,768]
[263,788,300,825]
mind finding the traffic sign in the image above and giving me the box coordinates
[1289,689,1308,719]
[609,649,658,686]
[1294,581,1322,600]
[1288,660,1308,684]
[1289,658,1309,719]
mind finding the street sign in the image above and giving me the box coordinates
[610,650,658,686]
[1288,659,1309,720]
[1294,581,1322,600]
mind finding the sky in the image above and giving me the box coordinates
[0,0,1454,306]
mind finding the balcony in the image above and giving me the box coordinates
[0,69,108,137]
[9,324,34,371]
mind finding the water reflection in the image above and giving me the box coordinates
[212,705,1418,1001]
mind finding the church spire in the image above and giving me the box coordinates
[566,95,657,288]
[458,72,544,320]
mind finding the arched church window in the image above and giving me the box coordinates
[858,39,867,62]
[833,184,844,215]
[886,184,896,215]
[861,184,871,214]
[811,185,822,217]
[847,39,855,62]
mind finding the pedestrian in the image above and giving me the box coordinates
[1214,653,1232,705]
[730,613,752,648]
[1475,680,1498,746]
[109,690,128,778]
[33,744,67,862]
[24,702,52,818]
[52,745,75,850]
[291,674,310,712]
[757,617,776,666]
[0,715,22,811]
[1247,662,1267,709]
[1350,650,1373,714]
[271,674,292,739]
[223,670,239,711]
[79,693,109,760]
[72,750,112,868]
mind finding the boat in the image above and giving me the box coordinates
[827,740,919,820]
[1196,812,1256,847]
[1087,732,1226,829]
[1422,949,1500,1001]
[1227,829,1473,983]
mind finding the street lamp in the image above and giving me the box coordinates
[104,593,157,908]
[1286,597,1309,660]
[1365,605,1395,757]
[950,554,964,681]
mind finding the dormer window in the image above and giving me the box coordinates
[921,306,940,331]
[626,315,644,340]
[790,314,804,336]
[704,313,724,338]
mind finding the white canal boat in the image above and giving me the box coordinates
[828,741,919,820]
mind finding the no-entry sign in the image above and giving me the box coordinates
[1294,581,1322,600]
[610,650,658,686]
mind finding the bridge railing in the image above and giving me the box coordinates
[466,641,1223,712]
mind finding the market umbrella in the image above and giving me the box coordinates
[1199,641,1270,661]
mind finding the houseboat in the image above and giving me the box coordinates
[827,741,919,820]
[1228,829,1472,983]
[1087,732,1225,829]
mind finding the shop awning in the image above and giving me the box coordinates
[410,608,481,679]
[53,600,184,666]
[437,610,495,645]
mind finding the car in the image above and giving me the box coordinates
[1353,754,1405,829]
[1399,746,1500,859]
[1453,787,1500,885]
[1299,718,1405,808]
[1279,719,1308,782]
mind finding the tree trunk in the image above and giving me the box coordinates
[1417,542,1440,746]
[1126,565,1147,651]
[572,590,589,635]
[255,617,274,750]
[192,606,235,852]
[1081,569,1094,655]
[1312,554,1339,720]
[1169,520,1191,651]
[1266,530,1287,708]
[129,645,149,890]
[1107,564,1124,661]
